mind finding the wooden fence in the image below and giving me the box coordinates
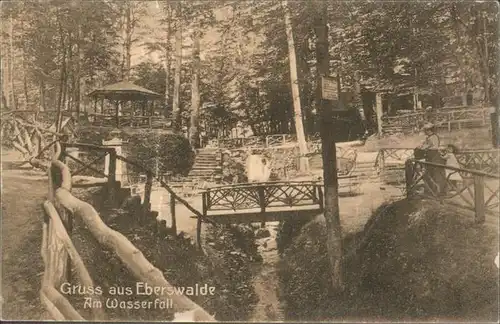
[376,148,500,175]
[382,106,492,135]
[215,134,297,150]
[40,142,215,321]
[84,114,173,129]
[404,159,499,223]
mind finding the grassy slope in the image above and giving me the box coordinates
[280,199,499,322]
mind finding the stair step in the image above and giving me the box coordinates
[192,165,220,169]
[196,155,218,159]
[193,160,219,164]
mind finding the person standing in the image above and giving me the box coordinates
[416,123,446,196]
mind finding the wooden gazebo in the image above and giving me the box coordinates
[87,81,170,129]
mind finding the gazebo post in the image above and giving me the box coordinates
[93,98,97,114]
[141,100,146,116]
[100,97,104,115]
[115,100,120,128]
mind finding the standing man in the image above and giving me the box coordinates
[416,123,446,196]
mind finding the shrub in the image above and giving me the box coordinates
[125,132,195,176]
[75,128,195,176]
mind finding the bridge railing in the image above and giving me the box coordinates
[202,181,324,215]
[40,142,215,321]
[404,159,499,223]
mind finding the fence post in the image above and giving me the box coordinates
[405,160,414,199]
[103,137,125,186]
[473,175,485,224]
[48,165,72,287]
[170,193,177,235]
[317,185,324,211]
[106,149,117,206]
[143,171,153,219]
[258,185,266,214]
[59,142,66,162]
[379,150,385,173]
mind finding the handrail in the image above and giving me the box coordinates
[409,159,500,179]
[62,142,115,152]
[115,154,214,224]
[42,200,105,320]
[48,151,216,321]
[202,180,322,192]
[376,148,499,172]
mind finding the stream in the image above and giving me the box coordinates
[249,222,285,322]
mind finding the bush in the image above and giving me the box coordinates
[75,128,195,176]
[125,132,195,176]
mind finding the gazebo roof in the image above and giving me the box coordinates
[88,81,163,101]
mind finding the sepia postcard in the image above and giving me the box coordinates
[1,0,499,322]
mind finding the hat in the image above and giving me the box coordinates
[422,123,435,130]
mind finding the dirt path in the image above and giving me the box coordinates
[1,171,50,320]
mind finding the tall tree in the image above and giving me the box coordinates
[164,2,172,114]
[189,31,201,147]
[9,14,17,110]
[282,0,309,171]
[315,1,344,292]
[172,2,183,131]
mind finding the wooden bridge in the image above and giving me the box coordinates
[201,181,324,224]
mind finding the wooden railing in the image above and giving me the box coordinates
[382,106,492,134]
[376,148,500,175]
[404,159,499,223]
[265,134,297,147]
[84,114,173,129]
[60,143,114,183]
[202,181,324,215]
[216,134,298,150]
[114,154,215,249]
[40,142,215,321]
[455,149,500,175]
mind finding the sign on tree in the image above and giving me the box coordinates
[321,75,346,111]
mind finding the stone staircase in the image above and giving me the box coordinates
[186,148,220,181]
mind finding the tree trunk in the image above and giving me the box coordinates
[164,3,172,116]
[282,0,309,172]
[124,3,132,81]
[56,18,67,132]
[481,12,490,105]
[314,1,344,293]
[40,79,46,112]
[20,20,30,110]
[298,37,314,135]
[10,15,17,110]
[23,60,30,109]
[189,32,201,148]
[75,25,82,118]
[2,55,10,109]
[172,3,183,131]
